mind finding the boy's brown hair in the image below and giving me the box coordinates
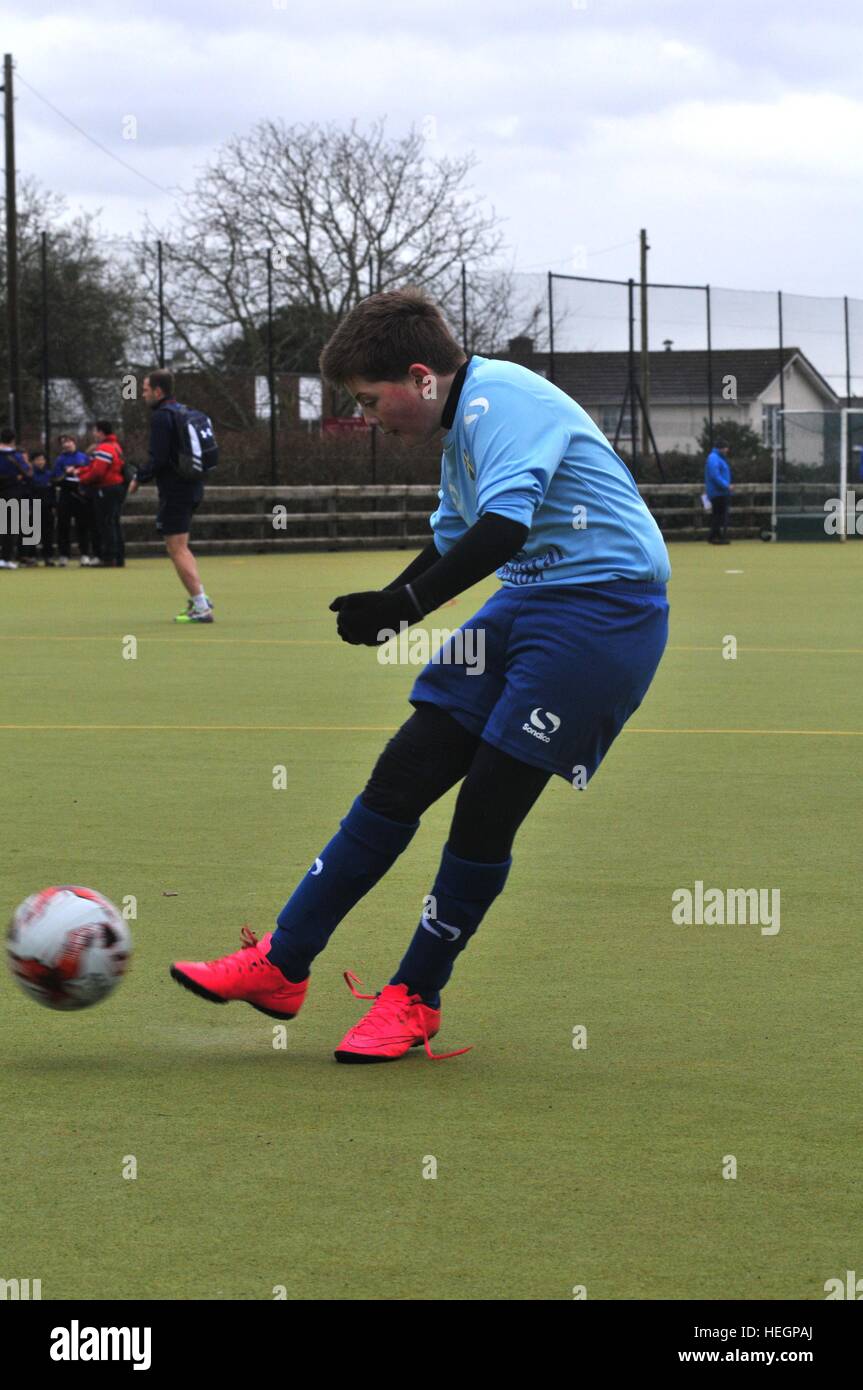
[319,287,464,388]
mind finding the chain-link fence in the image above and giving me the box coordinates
[4,235,863,489]
[544,276,863,483]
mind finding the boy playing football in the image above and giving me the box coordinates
[171,289,671,1062]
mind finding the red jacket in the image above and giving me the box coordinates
[77,435,125,488]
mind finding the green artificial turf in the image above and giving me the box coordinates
[0,541,860,1300]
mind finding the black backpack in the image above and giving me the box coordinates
[167,402,219,481]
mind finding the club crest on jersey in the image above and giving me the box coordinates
[462,448,475,479]
[522,708,561,744]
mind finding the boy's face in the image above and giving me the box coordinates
[346,364,443,446]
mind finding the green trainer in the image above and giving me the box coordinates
[174,599,214,624]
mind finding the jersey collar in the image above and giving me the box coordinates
[441,358,472,433]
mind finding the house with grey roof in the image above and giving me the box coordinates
[496,338,840,462]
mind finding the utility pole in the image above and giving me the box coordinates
[41,230,50,450]
[2,53,20,435]
[157,240,165,367]
[639,228,649,462]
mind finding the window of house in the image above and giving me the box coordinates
[255,375,272,421]
[599,405,632,439]
[762,404,781,447]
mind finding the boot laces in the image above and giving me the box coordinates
[205,925,266,977]
[342,971,472,1060]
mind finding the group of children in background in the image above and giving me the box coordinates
[0,424,129,569]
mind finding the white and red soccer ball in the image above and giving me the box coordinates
[7,886,132,1010]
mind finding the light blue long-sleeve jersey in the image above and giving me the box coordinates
[705,448,732,498]
[429,356,671,587]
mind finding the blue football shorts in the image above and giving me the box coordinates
[409,579,669,786]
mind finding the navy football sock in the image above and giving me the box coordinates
[390,844,511,1006]
[267,795,419,980]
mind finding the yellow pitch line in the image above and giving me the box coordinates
[632,727,863,736]
[0,723,400,732]
[671,645,863,655]
[0,635,334,646]
[0,635,862,655]
[0,724,861,737]
[670,645,863,655]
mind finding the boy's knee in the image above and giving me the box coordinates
[362,704,477,821]
[449,742,551,860]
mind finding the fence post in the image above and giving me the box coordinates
[844,295,852,402]
[547,272,555,384]
[267,248,277,485]
[157,240,165,368]
[628,278,638,470]
[777,290,786,475]
[705,284,713,446]
[4,53,21,438]
[41,229,50,450]
[640,229,650,464]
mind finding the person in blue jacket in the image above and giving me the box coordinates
[705,440,733,544]
[28,447,64,564]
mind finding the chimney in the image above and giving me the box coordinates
[508,335,535,367]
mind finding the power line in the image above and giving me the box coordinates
[15,68,178,200]
[587,237,640,259]
[514,238,638,273]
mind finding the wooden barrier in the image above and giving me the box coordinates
[117,481,847,555]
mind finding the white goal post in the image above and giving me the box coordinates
[770,408,863,541]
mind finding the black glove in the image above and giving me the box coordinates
[329,587,424,646]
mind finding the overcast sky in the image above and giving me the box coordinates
[3,0,862,329]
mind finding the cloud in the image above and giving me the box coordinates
[0,0,861,299]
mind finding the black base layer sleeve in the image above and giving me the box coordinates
[408,512,529,616]
[382,539,441,592]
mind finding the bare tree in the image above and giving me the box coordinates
[0,177,140,429]
[132,117,510,427]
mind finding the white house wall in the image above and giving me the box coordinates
[587,361,834,457]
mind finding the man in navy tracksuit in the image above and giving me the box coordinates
[705,440,733,544]
[129,369,213,622]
